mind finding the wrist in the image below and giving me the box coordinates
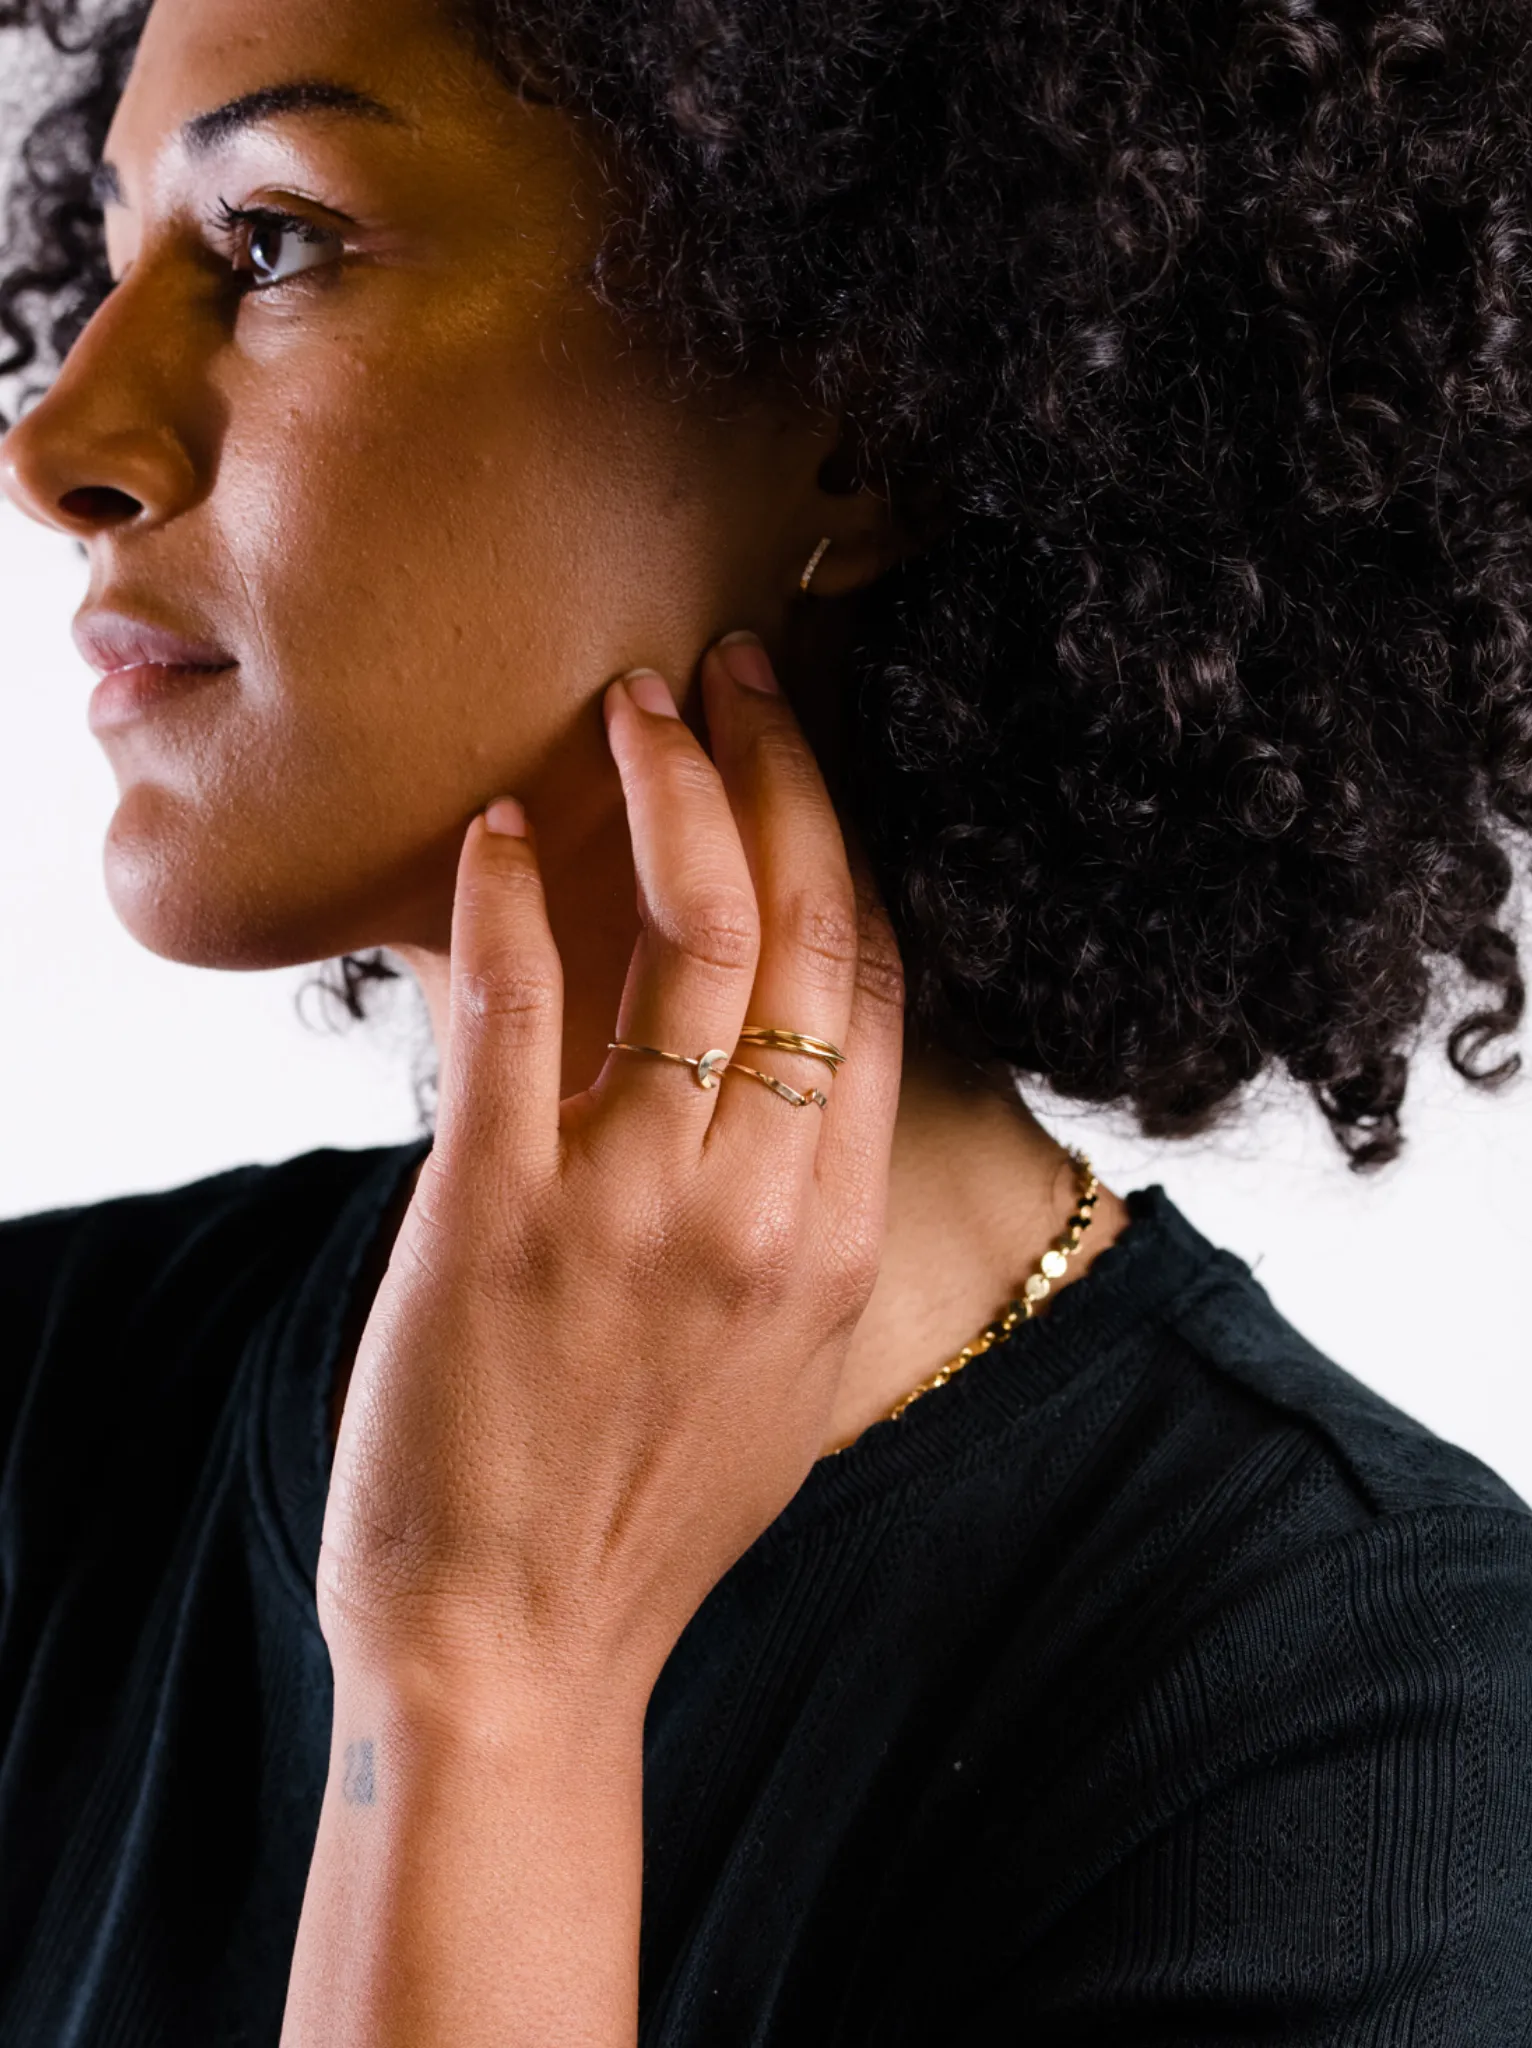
[328,1634,653,1770]
[289,1638,647,2047]
[317,1537,679,1725]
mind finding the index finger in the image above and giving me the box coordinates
[433,802,565,1191]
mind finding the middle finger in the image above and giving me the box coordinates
[699,634,860,1148]
[598,667,762,1140]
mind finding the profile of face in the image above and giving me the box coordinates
[0,0,896,988]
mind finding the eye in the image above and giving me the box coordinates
[212,200,344,290]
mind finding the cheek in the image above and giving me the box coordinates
[100,325,730,970]
[213,329,727,795]
[215,333,666,755]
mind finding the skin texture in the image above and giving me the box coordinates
[1,1,1131,2036]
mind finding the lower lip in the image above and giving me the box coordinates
[88,661,236,732]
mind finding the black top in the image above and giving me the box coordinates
[2,1142,1530,2047]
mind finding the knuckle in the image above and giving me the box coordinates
[674,1177,798,1306]
[752,1161,815,1245]
[853,917,905,1013]
[746,719,820,793]
[775,885,860,982]
[736,1198,799,1279]
[453,958,560,1032]
[657,747,725,805]
[661,887,760,975]
[717,1208,798,1309]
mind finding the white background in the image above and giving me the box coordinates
[3,493,1531,1498]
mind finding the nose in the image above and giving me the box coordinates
[0,274,204,541]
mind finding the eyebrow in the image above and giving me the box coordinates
[91,80,404,209]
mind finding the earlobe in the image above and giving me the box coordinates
[793,422,926,601]
[790,505,920,602]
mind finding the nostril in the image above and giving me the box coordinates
[59,484,143,525]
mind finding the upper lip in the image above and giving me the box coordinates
[73,609,237,677]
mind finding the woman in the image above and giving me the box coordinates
[1,0,1530,2040]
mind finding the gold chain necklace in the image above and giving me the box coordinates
[822,1149,1100,1457]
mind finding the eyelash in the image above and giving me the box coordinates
[211,197,340,289]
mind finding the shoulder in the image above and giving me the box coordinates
[948,1194,1532,2029]
[1089,1188,1532,1700]
[1136,1184,1528,1523]
[1075,1192,1532,1882]
[987,1185,1532,1847]
[1003,1185,1532,1627]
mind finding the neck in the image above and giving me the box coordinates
[826,1049,1126,1448]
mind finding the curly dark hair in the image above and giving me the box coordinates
[5,0,1532,1167]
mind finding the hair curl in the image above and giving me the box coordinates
[5,0,1532,1166]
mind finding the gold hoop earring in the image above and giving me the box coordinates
[799,536,833,593]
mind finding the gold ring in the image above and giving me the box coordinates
[607,1042,828,1109]
[737,1025,846,1072]
[728,1061,828,1109]
[608,1042,732,1089]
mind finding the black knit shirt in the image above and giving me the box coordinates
[2,1140,1530,2046]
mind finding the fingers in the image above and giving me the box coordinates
[699,635,862,1151]
[435,799,565,1186]
[434,642,899,1209]
[599,670,761,1132]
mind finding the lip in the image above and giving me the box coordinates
[74,608,238,733]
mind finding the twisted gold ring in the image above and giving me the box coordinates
[721,1060,829,1109]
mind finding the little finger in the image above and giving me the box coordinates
[434,799,564,1187]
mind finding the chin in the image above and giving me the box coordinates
[102,785,339,973]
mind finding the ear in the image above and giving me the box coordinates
[787,425,925,602]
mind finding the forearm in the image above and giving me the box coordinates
[281,1660,647,2048]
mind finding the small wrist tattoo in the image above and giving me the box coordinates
[342,1737,376,1806]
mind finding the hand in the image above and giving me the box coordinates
[316,634,905,1706]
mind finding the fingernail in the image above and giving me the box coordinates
[624,669,680,718]
[716,632,779,695]
[484,797,527,837]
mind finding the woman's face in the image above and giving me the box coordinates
[0,0,849,970]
